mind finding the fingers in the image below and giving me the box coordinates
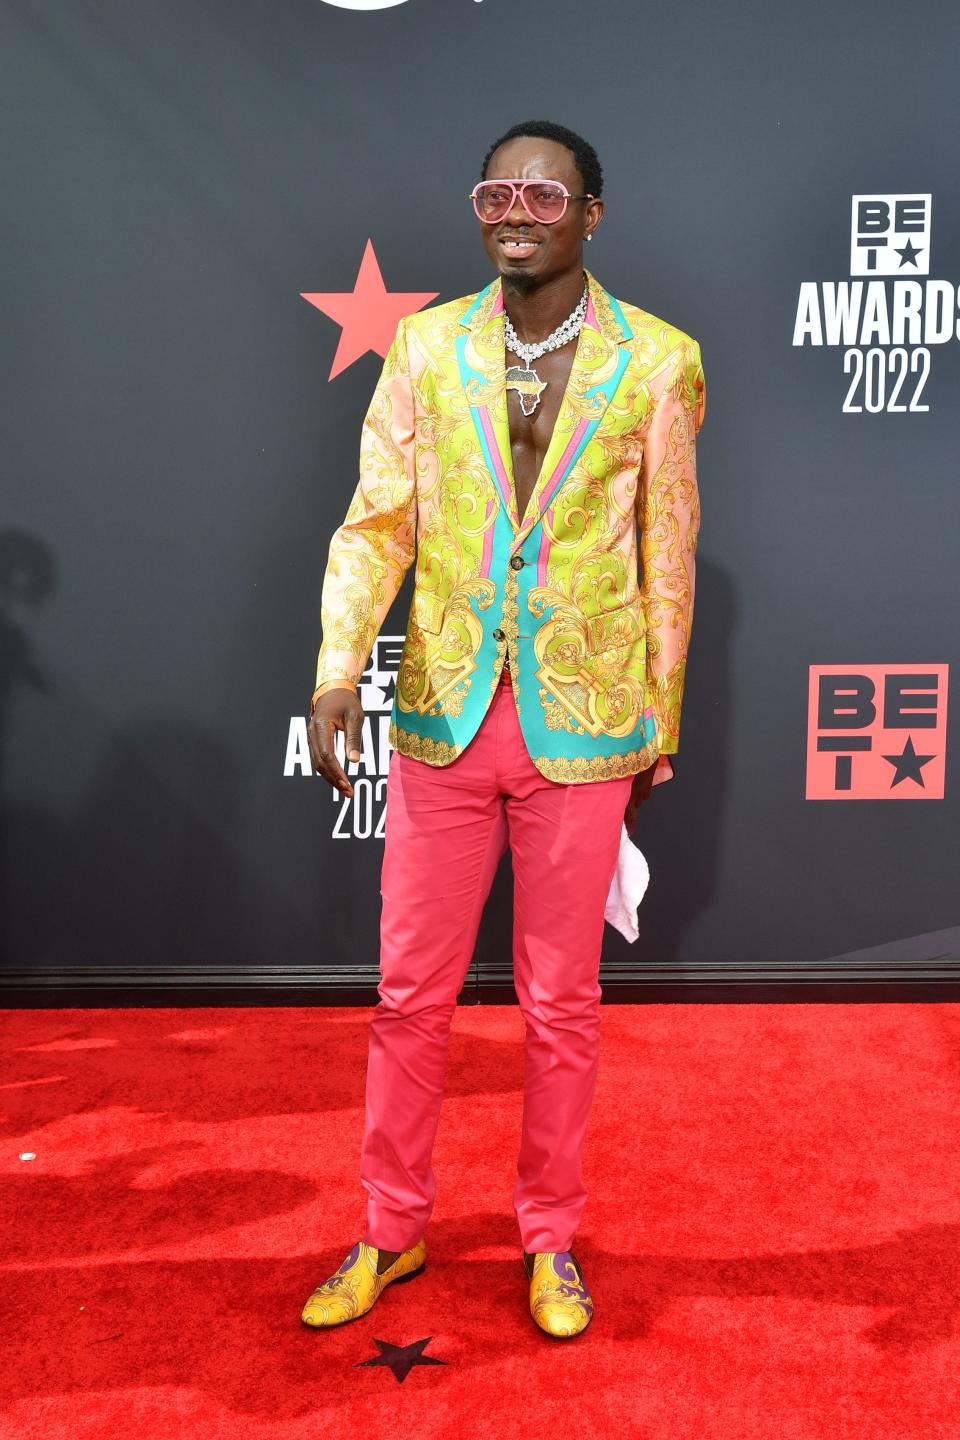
[344,709,364,765]
[308,702,361,798]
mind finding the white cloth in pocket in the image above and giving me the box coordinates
[603,823,650,943]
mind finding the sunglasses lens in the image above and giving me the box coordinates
[473,182,568,223]
[524,184,567,221]
[473,184,514,222]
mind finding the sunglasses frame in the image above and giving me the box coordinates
[469,178,595,225]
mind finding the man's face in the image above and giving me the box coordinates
[477,136,601,291]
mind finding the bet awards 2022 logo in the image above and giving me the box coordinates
[794,194,958,413]
[284,636,404,837]
[806,664,949,799]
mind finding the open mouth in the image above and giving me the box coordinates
[498,235,542,257]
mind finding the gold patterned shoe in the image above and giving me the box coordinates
[525,1249,594,1338]
[300,1238,426,1329]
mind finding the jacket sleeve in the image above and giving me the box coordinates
[310,318,418,713]
[638,337,705,778]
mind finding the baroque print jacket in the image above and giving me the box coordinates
[311,268,705,785]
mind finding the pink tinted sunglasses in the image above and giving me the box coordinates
[470,179,595,225]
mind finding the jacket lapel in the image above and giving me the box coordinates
[454,279,521,532]
[455,269,634,551]
[513,271,633,552]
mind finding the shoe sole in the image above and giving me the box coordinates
[300,1261,426,1330]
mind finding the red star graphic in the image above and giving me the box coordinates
[302,240,439,380]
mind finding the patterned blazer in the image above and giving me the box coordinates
[311,267,705,785]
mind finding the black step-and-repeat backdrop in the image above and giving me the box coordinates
[4,0,958,1000]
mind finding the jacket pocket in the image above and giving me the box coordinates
[410,589,447,635]
[584,597,644,654]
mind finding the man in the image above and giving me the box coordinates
[302,120,705,1338]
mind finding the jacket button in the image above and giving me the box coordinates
[493,628,505,641]
[510,555,524,570]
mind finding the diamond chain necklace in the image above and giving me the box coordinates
[503,282,589,416]
[504,283,588,365]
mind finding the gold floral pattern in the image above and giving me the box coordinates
[539,688,587,735]
[528,746,658,783]
[300,1238,426,1329]
[313,268,704,783]
[528,1251,594,1338]
[387,725,464,764]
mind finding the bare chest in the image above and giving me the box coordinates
[506,341,577,523]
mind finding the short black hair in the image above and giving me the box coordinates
[481,120,603,198]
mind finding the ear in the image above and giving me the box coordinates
[584,196,605,242]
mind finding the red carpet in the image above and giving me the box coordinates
[2,1003,959,1438]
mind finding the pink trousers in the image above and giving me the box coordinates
[360,669,633,1255]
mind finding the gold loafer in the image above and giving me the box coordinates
[300,1238,426,1328]
[525,1249,594,1338]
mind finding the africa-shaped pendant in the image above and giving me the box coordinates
[505,364,547,417]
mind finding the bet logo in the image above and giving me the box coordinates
[792,192,956,414]
[851,194,930,277]
[806,664,948,799]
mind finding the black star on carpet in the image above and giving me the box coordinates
[355,1336,447,1382]
[895,238,923,268]
[881,735,936,787]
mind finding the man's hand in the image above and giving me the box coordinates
[308,690,365,798]
[624,761,658,833]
